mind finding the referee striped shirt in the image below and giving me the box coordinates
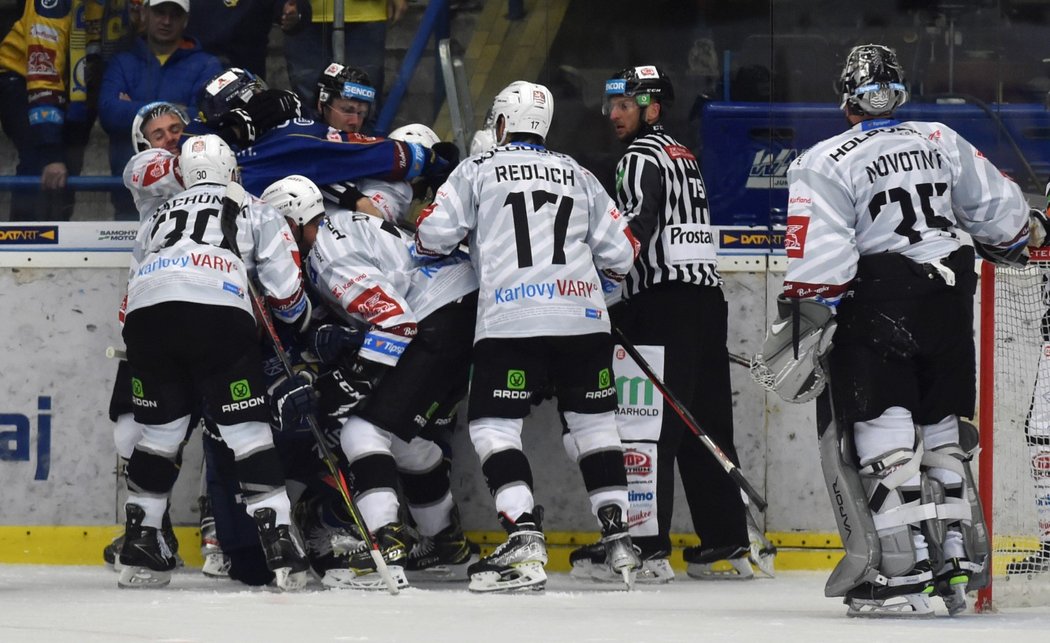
[615,125,721,297]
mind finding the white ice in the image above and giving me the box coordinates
[2,566,1049,643]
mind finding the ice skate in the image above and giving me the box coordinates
[198,496,229,578]
[103,533,124,572]
[1005,542,1050,575]
[468,507,548,593]
[323,522,414,590]
[567,505,640,588]
[292,493,363,580]
[746,511,777,578]
[252,508,310,591]
[117,504,177,589]
[936,557,978,616]
[405,513,480,582]
[684,544,754,580]
[844,560,935,618]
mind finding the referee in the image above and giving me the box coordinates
[579,65,752,581]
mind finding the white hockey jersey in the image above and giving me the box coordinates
[307,210,478,368]
[415,143,638,341]
[123,148,184,221]
[126,184,307,326]
[784,118,1030,301]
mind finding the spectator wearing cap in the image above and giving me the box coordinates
[98,0,223,219]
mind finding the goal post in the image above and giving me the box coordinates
[977,252,1050,611]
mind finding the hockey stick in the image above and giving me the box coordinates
[611,326,768,512]
[728,352,751,368]
[106,346,127,360]
[219,182,400,595]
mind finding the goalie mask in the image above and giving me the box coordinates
[180,135,239,188]
[131,101,188,153]
[839,44,908,116]
[750,295,837,403]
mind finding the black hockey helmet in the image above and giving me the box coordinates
[839,44,908,115]
[197,67,266,125]
[314,62,376,109]
[603,65,675,114]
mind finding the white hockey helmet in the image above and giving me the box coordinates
[388,123,440,148]
[261,175,326,227]
[131,101,188,152]
[179,135,239,187]
[490,80,553,144]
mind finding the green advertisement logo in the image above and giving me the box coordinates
[131,377,144,398]
[230,379,251,401]
[507,369,526,390]
[598,368,611,389]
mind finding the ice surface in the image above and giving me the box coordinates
[1,566,1048,642]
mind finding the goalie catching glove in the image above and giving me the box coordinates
[750,295,836,403]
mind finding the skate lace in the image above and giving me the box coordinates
[409,536,436,560]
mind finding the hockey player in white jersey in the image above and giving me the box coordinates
[415,80,643,592]
[264,173,480,588]
[751,44,1039,616]
[118,134,310,591]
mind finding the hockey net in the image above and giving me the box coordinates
[977,253,1050,610]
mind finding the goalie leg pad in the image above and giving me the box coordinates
[919,418,990,595]
[820,404,936,598]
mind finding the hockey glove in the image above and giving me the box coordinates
[308,320,369,367]
[1029,207,1050,248]
[218,90,302,147]
[315,357,390,418]
[269,371,320,431]
[244,89,302,134]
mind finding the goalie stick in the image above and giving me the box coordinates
[106,346,127,360]
[612,326,768,511]
[219,182,400,595]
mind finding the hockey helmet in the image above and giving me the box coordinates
[261,175,326,227]
[315,63,376,108]
[469,106,497,155]
[131,101,188,152]
[603,65,675,115]
[490,80,553,144]
[197,67,266,125]
[839,44,908,115]
[180,135,239,187]
[389,123,440,148]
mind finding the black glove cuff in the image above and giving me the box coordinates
[338,185,368,210]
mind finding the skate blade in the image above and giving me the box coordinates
[118,566,172,588]
[686,558,755,581]
[322,566,409,590]
[274,567,310,592]
[468,562,546,593]
[405,555,478,582]
[749,544,777,578]
[846,594,934,618]
[942,585,968,616]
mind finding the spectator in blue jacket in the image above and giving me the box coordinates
[98,0,222,219]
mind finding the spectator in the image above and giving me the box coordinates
[188,0,284,80]
[99,0,222,220]
[0,0,132,220]
[280,0,407,127]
